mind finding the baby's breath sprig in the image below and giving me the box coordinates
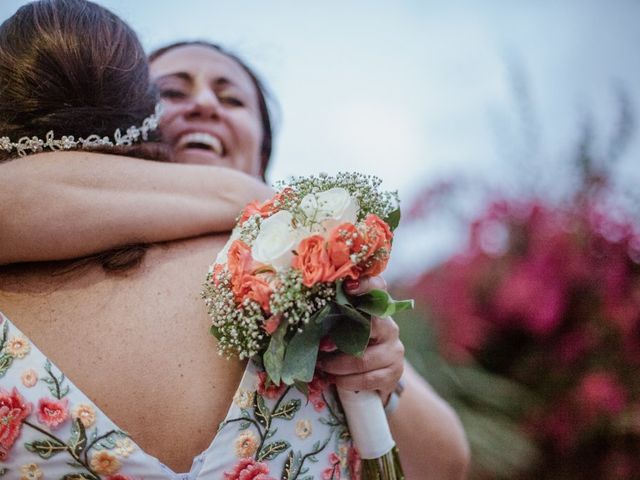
[202,269,267,359]
[269,269,336,330]
[274,172,399,222]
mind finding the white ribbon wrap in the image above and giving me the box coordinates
[337,387,396,459]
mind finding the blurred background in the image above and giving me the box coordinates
[2,1,639,477]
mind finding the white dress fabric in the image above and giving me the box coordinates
[0,311,360,479]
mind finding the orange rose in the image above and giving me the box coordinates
[325,223,362,282]
[359,214,393,277]
[238,188,297,225]
[292,235,332,287]
[239,274,273,313]
[227,240,254,280]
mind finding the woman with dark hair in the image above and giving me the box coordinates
[0,7,469,479]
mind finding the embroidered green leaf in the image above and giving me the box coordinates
[329,304,370,357]
[265,427,278,439]
[281,450,294,480]
[0,321,8,351]
[25,438,67,459]
[254,393,271,429]
[42,360,68,399]
[293,381,309,398]
[272,399,301,420]
[0,467,8,477]
[299,475,313,480]
[61,474,99,480]
[69,419,87,457]
[264,319,288,385]
[0,353,13,378]
[281,305,329,385]
[239,421,251,430]
[257,440,290,461]
[91,430,127,450]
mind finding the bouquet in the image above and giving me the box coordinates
[202,172,413,480]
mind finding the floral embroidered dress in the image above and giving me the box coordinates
[0,312,360,480]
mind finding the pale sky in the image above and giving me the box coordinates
[2,0,639,276]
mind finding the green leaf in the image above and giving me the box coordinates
[281,305,329,385]
[330,304,371,357]
[293,380,309,398]
[61,474,99,480]
[335,280,349,306]
[272,399,301,420]
[384,208,401,231]
[257,440,291,461]
[0,468,8,477]
[0,321,8,351]
[281,451,295,480]
[0,353,13,378]
[25,439,67,459]
[254,393,271,429]
[69,419,87,457]
[92,430,128,450]
[350,289,414,317]
[264,319,288,385]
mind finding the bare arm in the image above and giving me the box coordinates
[0,152,274,264]
[388,362,470,480]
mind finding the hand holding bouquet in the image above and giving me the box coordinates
[203,173,413,479]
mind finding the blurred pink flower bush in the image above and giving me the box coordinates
[407,194,640,478]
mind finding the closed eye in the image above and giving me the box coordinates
[160,89,187,100]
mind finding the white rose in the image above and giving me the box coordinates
[299,187,360,234]
[252,210,300,270]
[214,227,241,266]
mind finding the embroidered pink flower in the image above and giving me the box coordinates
[91,451,121,475]
[0,387,32,458]
[348,446,362,479]
[308,372,329,412]
[256,371,287,400]
[322,452,342,479]
[224,458,275,480]
[21,369,38,388]
[37,397,69,429]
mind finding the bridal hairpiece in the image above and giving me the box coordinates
[0,103,163,157]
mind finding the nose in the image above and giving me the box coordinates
[187,87,222,120]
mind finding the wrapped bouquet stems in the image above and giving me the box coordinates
[338,388,405,480]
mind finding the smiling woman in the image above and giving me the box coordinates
[150,41,274,179]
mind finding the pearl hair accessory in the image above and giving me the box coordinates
[0,103,162,157]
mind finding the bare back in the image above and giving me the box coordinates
[0,235,244,473]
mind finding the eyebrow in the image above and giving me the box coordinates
[155,72,239,89]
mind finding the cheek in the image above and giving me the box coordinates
[158,102,184,140]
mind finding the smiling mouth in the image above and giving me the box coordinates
[176,132,224,155]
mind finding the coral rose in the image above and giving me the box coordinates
[0,387,32,457]
[224,457,275,480]
[325,223,362,282]
[37,397,69,429]
[359,214,393,277]
[292,235,332,287]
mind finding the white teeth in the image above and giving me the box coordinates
[177,132,223,155]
